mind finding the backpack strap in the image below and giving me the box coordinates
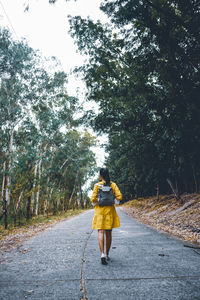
[95,184,102,187]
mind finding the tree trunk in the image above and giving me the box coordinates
[14,190,23,226]
[69,186,76,208]
[26,195,31,221]
[64,191,69,211]
[35,158,42,216]
[2,170,8,229]
[5,127,14,207]
[31,162,38,216]
[156,184,159,201]
[18,209,21,226]
[192,165,198,193]
[50,188,57,215]
[26,182,33,221]
[45,176,50,217]
[78,161,84,209]
[16,190,23,211]
[5,173,11,206]
[1,161,6,211]
[69,172,78,209]
[167,178,182,202]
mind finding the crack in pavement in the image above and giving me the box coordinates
[85,275,200,281]
[1,275,199,285]
[81,230,93,300]
[0,279,81,283]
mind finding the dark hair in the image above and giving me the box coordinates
[100,168,110,186]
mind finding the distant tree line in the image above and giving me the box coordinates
[69,0,200,199]
[0,28,96,229]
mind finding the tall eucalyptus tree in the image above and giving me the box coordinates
[0,28,96,228]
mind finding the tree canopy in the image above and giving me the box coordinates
[0,28,96,228]
[69,0,200,198]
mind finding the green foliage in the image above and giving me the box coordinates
[0,28,96,228]
[69,0,200,198]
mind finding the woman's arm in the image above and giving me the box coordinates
[91,184,99,204]
[112,182,122,201]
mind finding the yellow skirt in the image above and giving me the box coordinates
[92,205,120,230]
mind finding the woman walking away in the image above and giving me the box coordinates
[91,168,122,265]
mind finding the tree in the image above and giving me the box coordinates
[0,28,38,227]
[0,28,96,228]
[68,0,200,197]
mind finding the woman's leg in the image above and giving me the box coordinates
[98,230,107,265]
[98,229,104,254]
[105,230,112,256]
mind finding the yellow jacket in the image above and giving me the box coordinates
[91,181,122,230]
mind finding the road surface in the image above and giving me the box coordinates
[0,208,200,299]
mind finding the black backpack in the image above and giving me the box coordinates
[97,184,115,207]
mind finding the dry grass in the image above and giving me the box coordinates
[121,194,200,245]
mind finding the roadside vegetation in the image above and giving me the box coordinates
[121,194,200,245]
[69,0,200,198]
[0,28,96,231]
[0,209,87,253]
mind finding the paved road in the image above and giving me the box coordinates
[0,209,200,300]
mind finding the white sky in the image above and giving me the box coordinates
[0,0,108,93]
[0,0,108,172]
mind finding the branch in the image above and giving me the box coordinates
[166,178,182,202]
[146,0,199,41]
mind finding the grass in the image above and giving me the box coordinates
[123,194,200,213]
[123,198,147,209]
[0,209,88,241]
[123,195,180,211]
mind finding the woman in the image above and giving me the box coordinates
[91,167,122,265]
